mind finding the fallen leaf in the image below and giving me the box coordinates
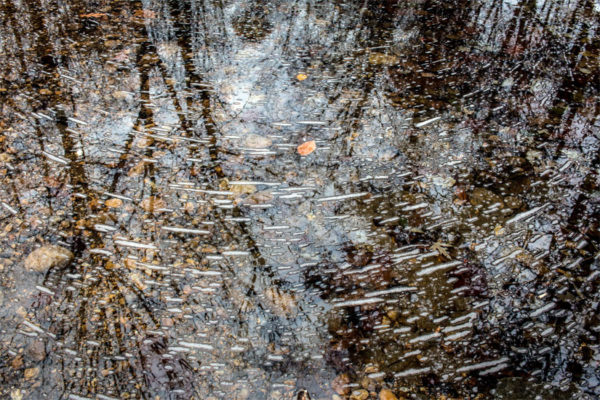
[237,190,273,205]
[127,160,146,177]
[297,140,316,156]
[430,240,452,259]
[80,12,108,18]
[264,287,297,317]
[130,272,147,290]
[229,184,257,196]
[494,225,505,236]
[133,9,157,19]
[140,196,166,213]
[368,52,399,66]
[105,198,123,208]
[135,136,154,148]
[296,73,308,81]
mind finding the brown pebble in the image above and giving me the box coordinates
[245,134,272,149]
[24,245,73,272]
[331,373,351,396]
[11,355,23,369]
[27,340,46,362]
[105,198,123,208]
[386,309,400,321]
[24,367,39,380]
[379,389,398,400]
[350,389,369,400]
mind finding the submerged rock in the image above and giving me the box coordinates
[296,389,311,400]
[469,187,504,207]
[26,340,46,362]
[528,234,553,252]
[244,134,272,148]
[24,245,73,272]
[504,195,523,209]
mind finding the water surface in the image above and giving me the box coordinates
[0,0,599,399]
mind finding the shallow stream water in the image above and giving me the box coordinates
[0,0,599,399]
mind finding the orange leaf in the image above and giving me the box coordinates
[296,73,308,81]
[297,140,316,156]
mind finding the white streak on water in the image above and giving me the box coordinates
[296,120,327,125]
[318,192,368,202]
[225,217,251,222]
[222,250,251,256]
[179,341,214,351]
[364,286,417,297]
[67,117,88,125]
[94,224,117,232]
[102,192,133,201]
[35,286,54,295]
[415,116,441,128]
[332,297,385,307]
[506,205,546,225]
[394,367,431,377]
[456,357,509,373]
[114,240,157,250]
[263,225,290,231]
[417,260,462,276]
[1,202,17,214]
[69,395,93,400]
[42,151,69,165]
[402,202,428,211]
[409,332,441,343]
[161,226,210,235]
[229,181,280,186]
[22,320,45,334]
[89,248,112,256]
[530,302,556,317]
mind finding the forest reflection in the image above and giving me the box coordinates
[0,0,598,399]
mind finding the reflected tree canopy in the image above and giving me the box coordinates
[0,0,598,399]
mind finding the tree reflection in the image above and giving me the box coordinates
[0,0,598,398]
